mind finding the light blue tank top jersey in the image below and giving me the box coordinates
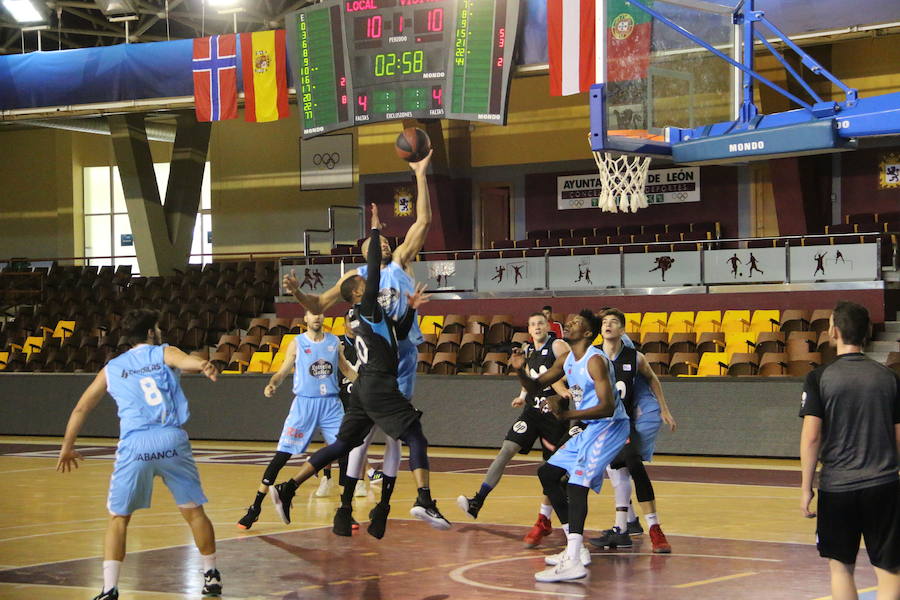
[106,344,189,438]
[293,332,341,397]
[563,345,628,423]
[356,261,424,345]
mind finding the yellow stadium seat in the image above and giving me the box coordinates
[322,317,335,332]
[592,333,604,346]
[640,312,668,337]
[666,312,694,335]
[694,311,722,334]
[53,320,77,339]
[271,334,297,372]
[750,310,781,334]
[724,332,758,358]
[419,315,445,335]
[697,352,729,376]
[331,317,346,336]
[221,370,242,375]
[270,353,286,372]
[0,351,7,370]
[23,336,43,355]
[247,351,273,373]
[624,313,642,336]
[722,310,751,333]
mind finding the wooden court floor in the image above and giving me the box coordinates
[0,435,879,600]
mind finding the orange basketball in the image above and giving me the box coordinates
[394,127,431,162]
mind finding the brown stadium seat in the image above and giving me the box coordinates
[759,352,789,377]
[511,332,532,349]
[886,352,900,374]
[640,332,669,355]
[697,331,725,355]
[481,352,510,375]
[216,334,241,355]
[669,352,699,376]
[467,315,489,335]
[668,332,697,355]
[644,353,670,376]
[418,333,437,355]
[809,310,833,335]
[246,318,270,338]
[226,351,251,373]
[430,352,458,375]
[259,335,283,353]
[210,351,231,372]
[457,333,485,372]
[289,317,306,334]
[786,332,817,357]
[435,332,462,354]
[816,331,836,364]
[442,314,467,336]
[727,353,759,376]
[417,352,433,374]
[755,331,786,356]
[486,315,515,345]
[268,318,292,337]
[238,335,261,355]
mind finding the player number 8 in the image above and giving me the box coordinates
[140,376,163,407]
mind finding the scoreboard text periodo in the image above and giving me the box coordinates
[286,0,519,138]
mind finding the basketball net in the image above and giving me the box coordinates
[592,150,652,213]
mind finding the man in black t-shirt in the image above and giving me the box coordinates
[799,301,900,599]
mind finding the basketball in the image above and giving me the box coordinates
[394,127,431,162]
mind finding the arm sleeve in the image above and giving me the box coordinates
[799,369,825,418]
[360,228,382,318]
[395,307,416,341]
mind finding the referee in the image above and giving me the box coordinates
[799,301,899,600]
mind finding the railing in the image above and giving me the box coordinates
[302,205,365,262]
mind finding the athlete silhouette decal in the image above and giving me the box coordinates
[649,256,675,282]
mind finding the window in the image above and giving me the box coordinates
[83,164,212,273]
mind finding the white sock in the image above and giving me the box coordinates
[102,560,121,592]
[646,513,659,527]
[627,501,637,522]
[201,552,217,573]
[615,507,628,532]
[562,523,570,535]
[539,504,553,518]
[566,533,583,562]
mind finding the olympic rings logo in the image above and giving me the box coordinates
[674,192,688,201]
[569,199,585,208]
[313,153,341,169]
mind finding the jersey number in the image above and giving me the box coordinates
[615,380,627,401]
[529,365,549,408]
[140,377,162,406]
[355,337,369,365]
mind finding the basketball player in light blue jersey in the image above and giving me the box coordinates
[283,150,432,506]
[56,309,221,600]
[237,311,357,532]
[510,309,630,583]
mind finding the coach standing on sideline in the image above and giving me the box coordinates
[799,301,899,600]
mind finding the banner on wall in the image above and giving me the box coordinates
[300,134,353,190]
[557,166,700,210]
[879,152,900,189]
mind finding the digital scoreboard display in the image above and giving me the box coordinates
[286,0,519,139]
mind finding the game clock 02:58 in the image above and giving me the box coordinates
[374,50,424,77]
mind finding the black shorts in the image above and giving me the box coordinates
[816,479,899,569]
[609,423,643,470]
[337,374,422,444]
[505,406,569,461]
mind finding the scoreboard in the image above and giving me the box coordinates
[286,0,519,139]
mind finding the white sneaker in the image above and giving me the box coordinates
[544,546,591,566]
[314,475,333,497]
[534,551,588,582]
[354,480,367,497]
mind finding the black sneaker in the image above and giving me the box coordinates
[410,499,451,530]
[270,479,298,525]
[367,502,391,539]
[588,526,633,549]
[92,589,118,600]
[455,495,481,520]
[626,517,644,536]
[202,569,222,597]
[333,506,354,537]
[237,505,260,530]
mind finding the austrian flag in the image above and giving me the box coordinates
[192,34,238,122]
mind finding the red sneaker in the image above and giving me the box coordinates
[523,514,553,548]
[649,524,671,554]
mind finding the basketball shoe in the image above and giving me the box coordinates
[333,506,354,537]
[367,502,391,539]
[626,517,644,536]
[410,499,451,530]
[236,505,260,530]
[354,480,368,497]
[588,527,633,549]
[534,551,587,582]
[523,514,552,548]
[270,479,298,524]
[315,475,334,497]
[456,495,481,519]
[202,569,222,597]
[92,588,118,600]
[544,545,591,567]
[649,524,672,553]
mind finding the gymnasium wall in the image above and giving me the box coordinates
[841,147,900,218]
[0,373,803,458]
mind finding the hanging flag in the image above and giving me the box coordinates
[192,34,238,122]
[240,30,290,123]
[547,0,652,96]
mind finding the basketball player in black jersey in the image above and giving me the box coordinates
[589,308,676,553]
[270,227,451,539]
[457,312,571,548]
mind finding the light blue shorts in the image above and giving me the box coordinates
[548,418,629,492]
[397,340,418,400]
[277,395,344,454]
[634,376,662,462]
[107,427,206,516]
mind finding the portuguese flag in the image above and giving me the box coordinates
[548,0,653,96]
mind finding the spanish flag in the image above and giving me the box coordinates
[240,30,289,122]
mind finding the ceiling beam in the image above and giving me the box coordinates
[62,7,124,33]
[131,0,183,39]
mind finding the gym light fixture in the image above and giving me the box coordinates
[93,0,138,16]
[2,0,49,24]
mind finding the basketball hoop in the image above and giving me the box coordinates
[591,150,652,213]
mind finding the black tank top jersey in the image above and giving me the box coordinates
[339,334,358,401]
[610,345,638,419]
[347,305,400,376]
[524,338,560,410]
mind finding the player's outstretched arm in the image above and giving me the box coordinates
[57,369,108,473]
[283,268,353,314]
[637,352,676,431]
[164,346,218,381]
[393,150,433,268]
[338,351,358,383]
[360,227,383,318]
[510,349,566,397]
[265,339,297,397]
[561,355,615,420]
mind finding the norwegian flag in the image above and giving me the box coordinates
[192,34,238,122]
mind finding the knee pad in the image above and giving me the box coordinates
[399,422,429,471]
[629,461,655,503]
[538,463,566,494]
[262,451,292,486]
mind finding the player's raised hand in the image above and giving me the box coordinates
[283,269,300,294]
[370,202,384,230]
[409,148,433,176]
[406,283,432,310]
[56,448,83,473]
[508,348,526,371]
